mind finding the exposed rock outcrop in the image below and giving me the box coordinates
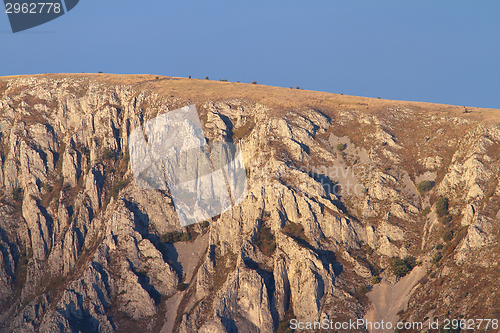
[0,75,499,333]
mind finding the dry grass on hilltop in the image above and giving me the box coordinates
[1,73,499,124]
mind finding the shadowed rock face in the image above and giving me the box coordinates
[0,75,499,332]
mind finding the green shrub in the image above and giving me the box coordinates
[12,187,23,202]
[102,148,114,160]
[255,226,276,256]
[29,194,40,202]
[392,258,409,277]
[439,214,452,224]
[436,243,443,250]
[278,320,294,333]
[371,276,381,284]
[336,143,346,152]
[282,222,309,247]
[435,197,449,217]
[359,285,369,294]
[422,207,431,216]
[176,282,188,291]
[180,232,191,242]
[112,178,129,198]
[432,252,442,264]
[392,256,416,278]
[42,183,53,193]
[161,231,190,243]
[201,221,209,228]
[282,222,306,240]
[404,256,416,270]
[416,180,434,195]
[442,230,453,242]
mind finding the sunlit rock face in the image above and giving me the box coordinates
[0,75,499,332]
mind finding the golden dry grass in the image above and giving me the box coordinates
[1,73,499,123]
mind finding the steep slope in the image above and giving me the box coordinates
[0,74,498,332]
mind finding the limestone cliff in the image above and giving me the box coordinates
[0,74,499,332]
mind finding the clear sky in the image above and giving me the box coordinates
[1,1,499,109]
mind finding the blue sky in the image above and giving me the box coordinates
[1,1,499,109]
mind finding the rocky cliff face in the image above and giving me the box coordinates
[0,74,499,332]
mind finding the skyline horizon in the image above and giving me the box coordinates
[1,1,499,109]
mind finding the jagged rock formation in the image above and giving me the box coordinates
[0,74,499,332]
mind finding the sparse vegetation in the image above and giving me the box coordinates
[417,180,434,196]
[282,222,309,247]
[255,226,276,256]
[29,194,40,202]
[232,119,255,140]
[442,226,469,257]
[336,143,346,151]
[41,182,53,193]
[176,282,188,291]
[364,244,374,255]
[102,148,114,160]
[422,207,431,216]
[277,322,293,333]
[359,285,369,294]
[277,306,295,333]
[112,177,129,198]
[160,231,190,243]
[435,197,449,217]
[442,229,453,242]
[432,252,442,264]
[371,276,381,284]
[436,243,443,250]
[439,214,452,224]
[391,256,416,278]
[12,187,23,202]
